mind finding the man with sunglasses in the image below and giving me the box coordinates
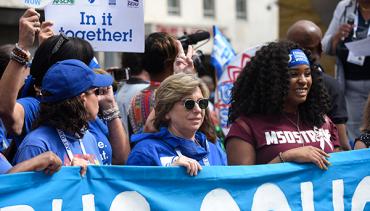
[127,73,226,176]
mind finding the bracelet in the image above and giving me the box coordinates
[10,52,27,65]
[10,43,31,66]
[14,43,31,60]
[279,152,285,163]
[355,132,370,148]
[100,106,121,122]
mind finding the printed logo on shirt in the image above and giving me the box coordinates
[264,129,333,150]
[109,0,116,5]
[160,156,176,167]
[97,141,109,163]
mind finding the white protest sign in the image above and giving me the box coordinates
[21,0,53,8]
[45,0,144,52]
[214,45,261,134]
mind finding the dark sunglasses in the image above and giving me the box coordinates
[183,98,209,110]
[51,33,69,55]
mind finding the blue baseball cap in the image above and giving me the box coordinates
[41,59,113,103]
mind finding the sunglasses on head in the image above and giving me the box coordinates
[183,98,209,110]
[51,33,69,55]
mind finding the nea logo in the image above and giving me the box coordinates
[127,0,139,8]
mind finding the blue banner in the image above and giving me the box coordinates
[1,149,370,210]
[210,25,236,79]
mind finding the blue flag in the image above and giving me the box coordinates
[211,26,236,79]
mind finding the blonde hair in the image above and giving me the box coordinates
[154,73,216,142]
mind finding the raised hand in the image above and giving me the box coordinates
[18,8,41,50]
[98,86,118,111]
[173,40,195,74]
[38,21,54,45]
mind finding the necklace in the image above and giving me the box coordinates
[283,113,305,146]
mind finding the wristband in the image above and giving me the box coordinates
[355,131,370,148]
[10,43,31,66]
[100,106,121,122]
[279,152,285,163]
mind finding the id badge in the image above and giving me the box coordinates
[347,51,365,66]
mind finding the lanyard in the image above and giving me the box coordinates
[352,4,370,38]
[174,140,210,166]
[56,129,87,162]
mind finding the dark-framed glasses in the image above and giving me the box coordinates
[183,98,209,110]
[51,33,69,55]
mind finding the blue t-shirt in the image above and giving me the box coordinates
[0,120,10,152]
[16,97,40,147]
[0,153,12,174]
[88,118,112,165]
[14,125,102,166]
[127,127,227,166]
[17,97,113,165]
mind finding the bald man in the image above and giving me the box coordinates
[287,20,351,151]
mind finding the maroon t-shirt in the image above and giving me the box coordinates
[226,113,340,164]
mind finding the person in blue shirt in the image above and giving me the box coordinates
[1,152,61,174]
[14,59,112,166]
[1,151,88,176]
[0,9,129,165]
[127,73,227,176]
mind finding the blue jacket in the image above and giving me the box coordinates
[127,127,227,166]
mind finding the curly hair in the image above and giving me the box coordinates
[35,96,89,137]
[154,73,217,142]
[228,40,330,127]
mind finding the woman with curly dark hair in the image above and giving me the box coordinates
[226,40,340,170]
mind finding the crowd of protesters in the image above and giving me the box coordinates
[0,1,369,177]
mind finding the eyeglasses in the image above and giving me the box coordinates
[51,33,69,55]
[183,98,209,110]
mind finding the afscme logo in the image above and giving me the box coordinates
[88,0,95,3]
[127,0,139,8]
[53,0,74,5]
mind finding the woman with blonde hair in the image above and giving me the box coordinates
[127,73,226,176]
